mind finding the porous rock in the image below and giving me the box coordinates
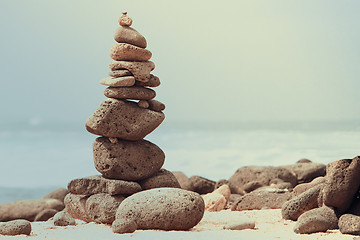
[42,188,68,202]
[64,194,91,223]
[282,160,326,184]
[109,61,155,83]
[294,206,338,234]
[136,74,160,87]
[68,175,141,195]
[114,26,147,48]
[0,198,64,222]
[226,194,243,210]
[139,169,181,190]
[147,99,165,112]
[223,219,255,230]
[108,69,132,78]
[112,188,205,234]
[86,98,165,140]
[110,43,152,62]
[100,76,135,87]
[172,171,194,191]
[0,220,31,236]
[137,100,149,109]
[292,176,326,197]
[228,166,297,194]
[53,210,76,226]
[339,214,360,235]
[189,176,216,194]
[282,183,323,221]
[34,209,58,222]
[93,137,165,181]
[322,156,360,213]
[203,185,231,212]
[104,86,156,100]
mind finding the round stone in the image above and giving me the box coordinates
[114,26,147,48]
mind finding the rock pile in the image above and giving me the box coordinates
[65,12,204,233]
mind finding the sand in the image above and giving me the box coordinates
[0,209,357,240]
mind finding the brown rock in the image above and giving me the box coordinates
[67,175,141,195]
[148,99,165,112]
[282,184,323,221]
[226,194,243,210]
[64,194,91,223]
[42,188,68,202]
[136,74,160,87]
[139,169,181,190]
[104,86,156,100]
[108,69,132,78]
[242,181,264,193]
[292,176,326,197]
[282,161,326,184]
[0,220,31,236]
[339,214,360,235]
[85,99,165,140]
[203,185,231,211]
[53,210,76,226]
[223,219,256,230]
[112,188,205,234]
[34,209,58,222]
[109,61,155,83]
[137,100,149,109]
[172,171,194,191]
[322,156,360,213]
[100,76,135,87]
[118,12,132,26]
[189,176,216,194]
[114,26,147,48]
[294,206,339,234]
[110,43,152,62]
[0,198,64,222]
[93,137,165,181]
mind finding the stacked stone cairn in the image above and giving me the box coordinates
[64,12,205,234]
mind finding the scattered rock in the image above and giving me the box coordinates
[136,74,160,87]
[68,175,142,195]
[86,98,164,140]
[223,219,255,230]
[242,181,264,193]
[0,198,64,222]
[203,185,230,212]
[214,184,231,202]
[292,176,326,197]
[137,100,149,108]
[42,188,68,202]
[93,137,165,181]
[109,61,155,83]
[114,26,147,48]
[34,209,58,222]
[53,210,76,226]
[226,194,243,210]
[112,188,204,234]
[139,169,181,190]
[172,171,194,191]
[147,99,165,112]
[64,194,91,223]
[339,214,360,235]
[215,179,230,189]
[189,176,216,194]
[104,86,156,100]
[282,184,323,221]
[100,76,135,87]
[110,43,152,61]
[294,206,338,234]
[0,220,31,236]
[322,156,360,213]
[282,160,326,184]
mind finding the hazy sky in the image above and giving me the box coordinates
[1,0,359,126]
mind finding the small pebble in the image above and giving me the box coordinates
[223,219,255,230]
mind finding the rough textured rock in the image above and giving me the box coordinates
[223,219,256,230]
[339,214,360,235]
[282,184,323,221]
[108,69,132,78]
[203,185,231,212]
[0,220,31,236]
[93,137,165,181]
[112,188,205,234]
[189,176,216,194]
[147,99,165,112]
[292,176,326,197]
[42,188,68,202]
[0,198,64,222]
[53,210,76,226]
[172,171,194,191]
[110,43,152,61]
[104,86,156,100]
[294,206,339,234]
[228,166,297,194]
[109,61,155,83]
[322,156,360,213]
[64,194,91,223]
[136,74,160,87]
[118,12,132,26]
[226,194,243,210]
[68,175,141,195]
[86,193,125,224]
[114,26,147,48]
[233,188,292,211]
[34,209,58,222]
[137,100,149,109]
[139,169,181,190]
[86,99,165,140]
[100,76,135,87]
[242,181,264,193]
[282,160,326,184]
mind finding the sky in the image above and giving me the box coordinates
[0,0,360,127]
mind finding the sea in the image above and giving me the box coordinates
[0,120,359,203]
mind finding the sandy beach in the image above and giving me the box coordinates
[0,209,356,240]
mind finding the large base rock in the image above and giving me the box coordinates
[0,220,31,236]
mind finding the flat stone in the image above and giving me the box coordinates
[93,137,165,181]
[282,160,326,184]
[68,175,142,195]
[112,188,205,234]
[223,219,256,230]
[139,169,181,190]
[282,184,323,221]
[0,220,31,236]
[100,76,135,87]
[86,98,165,140]
[189,176,216,194]
[109,61,155,83]
[110,43,152,61]
[148,99,165,112]
[104,86,156,100]
[53,210,76,226]
[172,171,194,191]
[136,74,160,87]
[108,69,132,78]
[114,26,147,48]
[294,206,338,234]
[0,198,64,222]
[339,214,360,235]
[322,156,360,213]
[34,209,58,222]
[42,188,68,202]
[292,176,326,197]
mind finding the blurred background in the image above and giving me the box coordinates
[0,0,359,202]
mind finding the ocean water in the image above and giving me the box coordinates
[0,121,359,203]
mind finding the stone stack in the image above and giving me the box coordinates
[64,12,183,225]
